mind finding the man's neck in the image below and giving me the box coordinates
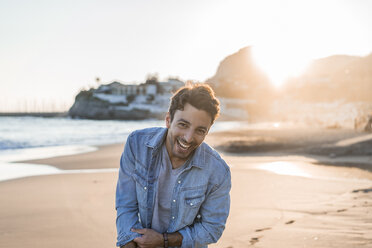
[170,157,186,169]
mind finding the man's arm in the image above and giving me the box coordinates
[116,134,143,247]
[178,169,231,248]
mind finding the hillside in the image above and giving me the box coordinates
[206,46,273,100]
[205,47,372,125]
[284,53,372,102]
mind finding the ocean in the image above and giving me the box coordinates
[0,116,164,150]
[0,116,249,181]
[0,116,253,151]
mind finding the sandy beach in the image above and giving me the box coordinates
[1,127,371,247]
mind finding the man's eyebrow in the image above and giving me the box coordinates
[177,118,191,125]
[177,118,209,131]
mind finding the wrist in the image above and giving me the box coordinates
[120,241,136,248]
[163,232,169,248]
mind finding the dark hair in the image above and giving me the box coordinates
[169,83,220,124]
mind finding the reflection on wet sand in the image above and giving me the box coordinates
[258,161,312,178]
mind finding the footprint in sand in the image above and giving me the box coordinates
[255,227,272,232]
[336,208,347,212]
[285,220,295,225]
[352,188,372,193]
[250,237,261,245]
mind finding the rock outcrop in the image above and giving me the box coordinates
[69,89,163,120]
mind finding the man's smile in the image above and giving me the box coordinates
[176,137,192,151]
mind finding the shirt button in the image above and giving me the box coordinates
[172,216,175,219]
[178,180,181,184]
[144,187,147,190]
[173,199,176,202]
[197,214,201,218]
[190,203,193,206]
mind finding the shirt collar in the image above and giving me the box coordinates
[145,127,167,155]
[189,143,205,169]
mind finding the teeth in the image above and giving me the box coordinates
[178,139,191,149]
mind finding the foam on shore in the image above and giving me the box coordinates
[0,145,106,182]
[0,145,97,162]
[0,161,118,182]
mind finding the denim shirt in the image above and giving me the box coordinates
[116,127,231,248]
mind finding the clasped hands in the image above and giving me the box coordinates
[125,228,164,248]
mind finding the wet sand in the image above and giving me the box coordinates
[211,154,372,248]
[19,143,125,170]
[1,128,372,247]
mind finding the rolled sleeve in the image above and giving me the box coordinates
[116,134,143,247]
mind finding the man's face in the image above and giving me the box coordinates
[165,103,212,167]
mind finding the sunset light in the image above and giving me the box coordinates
[258,161,311,178]
[1,1,372,247]
[0,0,371,111]
[252,45,310,87]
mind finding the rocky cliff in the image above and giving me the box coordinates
[69,89,163,120]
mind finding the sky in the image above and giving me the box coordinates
[1,0,371,112]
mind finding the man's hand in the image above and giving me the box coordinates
[132,228,163,248]
[121,241,137,248]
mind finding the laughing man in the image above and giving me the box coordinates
[116,84,231,248]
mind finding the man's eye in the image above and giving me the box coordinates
[178,123,187,128]
[197,129,206,135]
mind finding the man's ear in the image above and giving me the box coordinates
[165,112,171,128]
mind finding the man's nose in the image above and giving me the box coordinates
[183,130,194,143]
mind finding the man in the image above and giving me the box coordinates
[116,84,231,248]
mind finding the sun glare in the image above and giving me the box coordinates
[273,122,280,128]
[258,161,311,178]
[252,45,310,87]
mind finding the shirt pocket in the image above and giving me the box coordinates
[180,187,206,226]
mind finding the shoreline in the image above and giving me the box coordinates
[0,143,124,182]
[0,145,101,182]
[0,112,68,117]
[18,143,124,170]
[1,126,371,182]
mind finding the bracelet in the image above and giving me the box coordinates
[163,232,169,248]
